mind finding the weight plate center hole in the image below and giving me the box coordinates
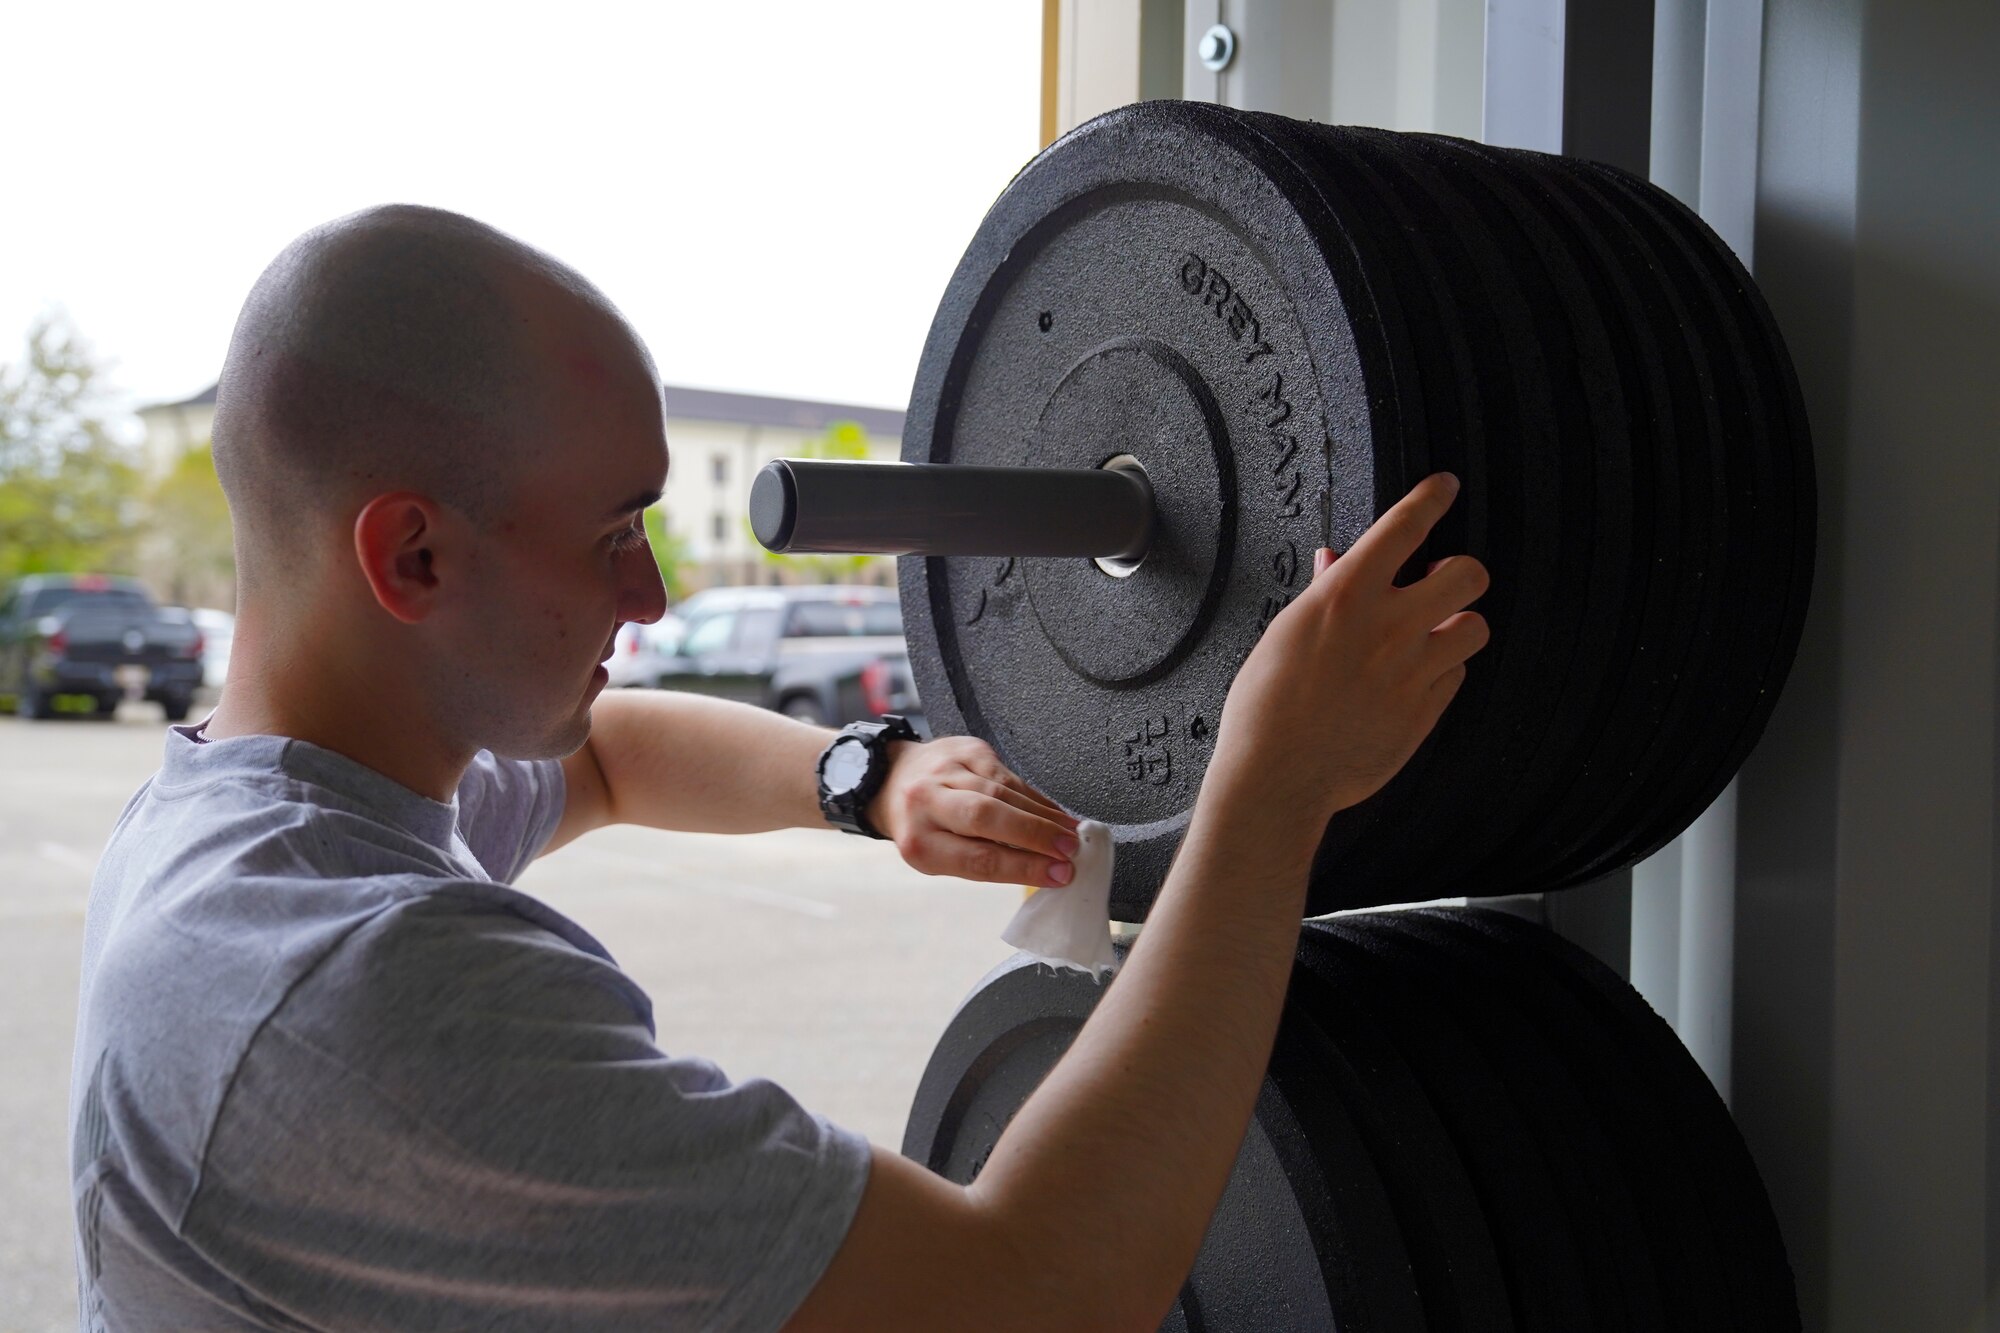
[1095,453,1149,579]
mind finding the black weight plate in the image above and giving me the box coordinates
[1409,137,1682,894]
[904,952,1407,1330]
[1319,128,1604,897]
[1210,113,1467,872]
[1261,1004,1430,1330]
[1561,163,1811,876]
[1336,132,1632,892]
[1547,164,1785,880]
[898,103,1384,922]
[1301,920,1597,1328]
[1382,133,1642,887]
[1287,931,1516,1333]
[1440,907,1802,1331]
[1524,164,1752,884]
[1602,162,1814,867]
[1450,145,1714,890]
[1512,157,1733,886]
[1346,910,1669,1332]
[1401,908,1742,1332]
[1231,117,1521,888]
[1240,118,1621,906]
[1280,124,1548,893]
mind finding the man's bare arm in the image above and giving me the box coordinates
[786,474,1489,1331]
[543,690,1080,884]
[548,691,828,853]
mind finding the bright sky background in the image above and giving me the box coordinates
[0,2,1043,416]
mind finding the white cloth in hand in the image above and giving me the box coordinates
[1000,819,1118,976]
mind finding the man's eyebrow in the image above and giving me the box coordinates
[606,488,664,519]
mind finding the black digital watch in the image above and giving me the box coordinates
[816,713,920,838]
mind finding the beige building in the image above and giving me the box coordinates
[135,385,217,481]
[655,385,903,591]
[137,382,905,596]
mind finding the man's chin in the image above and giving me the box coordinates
[486,708,594,763]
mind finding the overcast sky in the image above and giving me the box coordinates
[1,2,1042,416]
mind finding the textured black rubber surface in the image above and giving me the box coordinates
[904,953,1349,1330]
[1431,907,1803,1331]
[906,914,1799,1329]
[1400,909,1740,1331]
[895,102,1816,919]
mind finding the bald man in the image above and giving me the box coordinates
[68,205,1487,1330]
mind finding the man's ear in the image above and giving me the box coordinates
[353,492,448,625]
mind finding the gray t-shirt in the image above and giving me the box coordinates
[69,725,869,1331]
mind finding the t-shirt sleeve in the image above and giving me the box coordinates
[454,751,567,882]
[182,891,871,1333]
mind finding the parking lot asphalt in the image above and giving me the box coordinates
[0,704,1023,1332]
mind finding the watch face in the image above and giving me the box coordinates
[823,736,872,795]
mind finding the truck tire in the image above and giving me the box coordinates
[159,694,193,723]
[780,695,827,726]
[20,681,55,720]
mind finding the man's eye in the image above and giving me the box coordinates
[607,522,648,553]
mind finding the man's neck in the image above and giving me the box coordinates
[203,626,473,804]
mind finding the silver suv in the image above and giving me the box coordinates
[650,585,921,728]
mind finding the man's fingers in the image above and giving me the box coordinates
[949,746,1077,830]
[957,765,1076,830]
[1423,662,1470,727]
[1425,610,1490,673]
[1406,554,1490,625]
[956,776,1076,833]
[1342,473,1461,582]
[935,787,1078,860]
[908,826,1071,888]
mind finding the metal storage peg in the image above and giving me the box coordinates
[748,456,1156,562]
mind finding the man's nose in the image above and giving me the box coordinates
[617,544,670,625]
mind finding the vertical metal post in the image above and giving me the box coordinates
[1628,0,1707,1062]
[1699,0,1767,265]
[1186,0,1332,118]
[1650,0,1707,203]
[1563,0,1656,173]
[1482,0,1565,151]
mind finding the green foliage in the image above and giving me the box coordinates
[0,313,143,579]
[643,505,693,601]
[149,443,235,607]
[808,420,872,462]
[757,420,892,583]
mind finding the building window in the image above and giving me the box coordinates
[712,512,727,544]
[712,454,728,485]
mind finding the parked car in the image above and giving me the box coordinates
[604,613,685,690]
[189,607,235,692]
[651,585,923,727]
[0,574,205,721]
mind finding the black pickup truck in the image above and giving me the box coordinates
[0,574,205,721]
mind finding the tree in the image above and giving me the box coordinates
[0,313,144,579]
[148,443,235,609]
[644,505,694,602]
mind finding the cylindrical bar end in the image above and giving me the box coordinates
[749,460,798,552]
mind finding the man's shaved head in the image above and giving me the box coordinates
[212,204,649,588]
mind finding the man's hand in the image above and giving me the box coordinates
[866,736,1082,888]
[1210,472,1489,830]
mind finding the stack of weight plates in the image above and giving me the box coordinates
[904,908,1800,1331]
[898,102,1815,919]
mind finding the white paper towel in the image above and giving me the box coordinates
[1000,819,1118,976]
